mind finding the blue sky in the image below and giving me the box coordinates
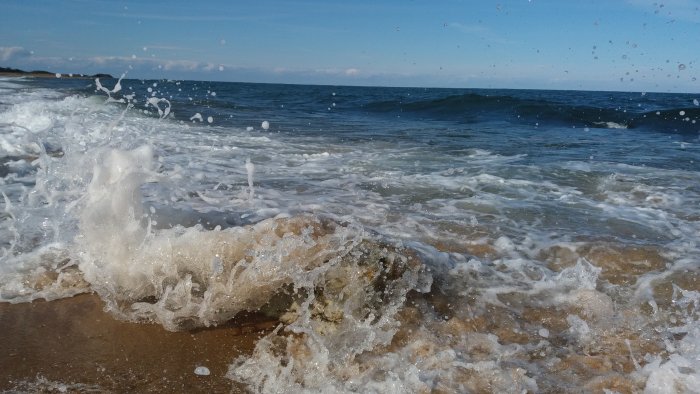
[1,0,698,92]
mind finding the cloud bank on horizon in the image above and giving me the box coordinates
[1,0,698,92]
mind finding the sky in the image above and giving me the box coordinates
[1,0,699,92]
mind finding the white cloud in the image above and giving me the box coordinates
[200,63,220,72]
[141,45,190,51]
[0,46,32,62]
[162,59,200,71]
[87,55,214,72]
[309,67,362,77]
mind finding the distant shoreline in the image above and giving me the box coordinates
[0,67,113,79]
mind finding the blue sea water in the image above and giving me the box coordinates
[1,76,699,392]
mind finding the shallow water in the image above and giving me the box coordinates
[1,76,699,392]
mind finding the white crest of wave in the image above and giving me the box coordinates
[593,121,628,129]
[73,148,430,392]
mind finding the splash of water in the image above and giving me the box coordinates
[246,157,255,203]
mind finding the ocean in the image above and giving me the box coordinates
[0,76,699,393]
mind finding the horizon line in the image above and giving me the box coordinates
[2,66,698,95]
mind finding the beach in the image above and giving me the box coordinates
[0,294,271,393]
[1,76,699,392]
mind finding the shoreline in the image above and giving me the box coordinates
[0,67,112,80]
[0,294,276,392]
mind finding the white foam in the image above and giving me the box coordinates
[5,376,102,393]
[640,287,700,393]
[566,314,591,343]
[73,145,421,335]
[2,78,700,392]
[300,151,331,160]
[245,157,255,202]
[593,121,628,129]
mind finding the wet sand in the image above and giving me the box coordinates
[0,294,275,393]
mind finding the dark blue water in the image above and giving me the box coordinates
[34,78,698,169]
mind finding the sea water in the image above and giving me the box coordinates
[1,76,699,392]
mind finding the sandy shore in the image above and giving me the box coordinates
[0,294,277,393]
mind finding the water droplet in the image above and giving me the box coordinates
[194,366,210,376]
